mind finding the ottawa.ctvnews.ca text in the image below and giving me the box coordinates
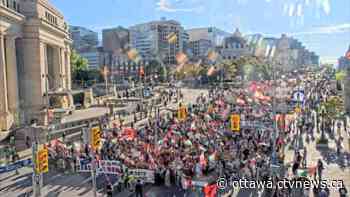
[216,177,344,190]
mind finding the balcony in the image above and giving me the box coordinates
[1,0,20,13]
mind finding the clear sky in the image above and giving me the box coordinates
[51,0,350,64]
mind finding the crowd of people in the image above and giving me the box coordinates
[42,71,349,197]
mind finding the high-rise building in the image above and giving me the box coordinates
[186,27,230,47]
[69,26,100,70]
[102,26,130,53]
[0,0,72,129]
[69,26,98,52]
[188,39,213,60]
[79,49,100,70]
[270,34,319,71]
[338,46,350,71]
[129,18,186,65]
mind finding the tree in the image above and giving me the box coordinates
[71,50,88,83]
[71,50,88,74]
[335,70,346,81]
[70,50,103,86]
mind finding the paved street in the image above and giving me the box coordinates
[0,88,207,197]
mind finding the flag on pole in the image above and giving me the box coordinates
[207,66,216,76]
[167,32,178,44]
[176,52,188,65]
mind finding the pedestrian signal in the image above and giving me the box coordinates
[91,127,101,150]
[177,107,187,121]
[230,114,240,131]
[36,147,48,173]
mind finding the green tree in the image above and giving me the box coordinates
[71,50,88,73]
[335,70,346,81]
[71,50,88,83]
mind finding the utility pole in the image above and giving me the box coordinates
[271,60,278,166]
[103,66,109,96]
[88,123,97,197]
[31,127,40,197]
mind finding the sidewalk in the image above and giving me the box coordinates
[284,115,350,195]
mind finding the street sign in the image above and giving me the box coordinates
[91,127,101,150]
[230,114,240,131]
[36,148,48,173]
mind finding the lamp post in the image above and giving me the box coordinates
[102,66,109,96]
[320,105,327,140]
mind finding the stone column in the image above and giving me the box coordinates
[0,33,11,131]
[5,35,19,114]
[60,47,66,89]
[66,47,71,90]
[52,46,61,89]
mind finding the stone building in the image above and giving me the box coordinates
[217,28,251,60]
[0,0,72,131]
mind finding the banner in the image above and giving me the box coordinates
[97,160,122,175]
[129,169,155,183]
[0,159,32,174]
[78,159,122,175]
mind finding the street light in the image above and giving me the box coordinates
[320,105,327,140]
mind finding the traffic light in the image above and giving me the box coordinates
[91,127,101,150]
[36,147,48,173]
[230,114,240,131]
[177,106,187,121]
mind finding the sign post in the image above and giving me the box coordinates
[32,142,40,197]
[90,125,100,197]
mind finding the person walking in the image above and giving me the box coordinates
[303,147,307,168]
[317,159,324,181]
[106,183,113,197]
[135,179,143,197]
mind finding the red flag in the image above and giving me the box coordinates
[203,184,218,197]
[121,128,136,141]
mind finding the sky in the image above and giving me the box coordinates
[51,0,350,64]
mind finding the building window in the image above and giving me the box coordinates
[45,11,58,26]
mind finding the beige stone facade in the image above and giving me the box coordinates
[0,0,72,131]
